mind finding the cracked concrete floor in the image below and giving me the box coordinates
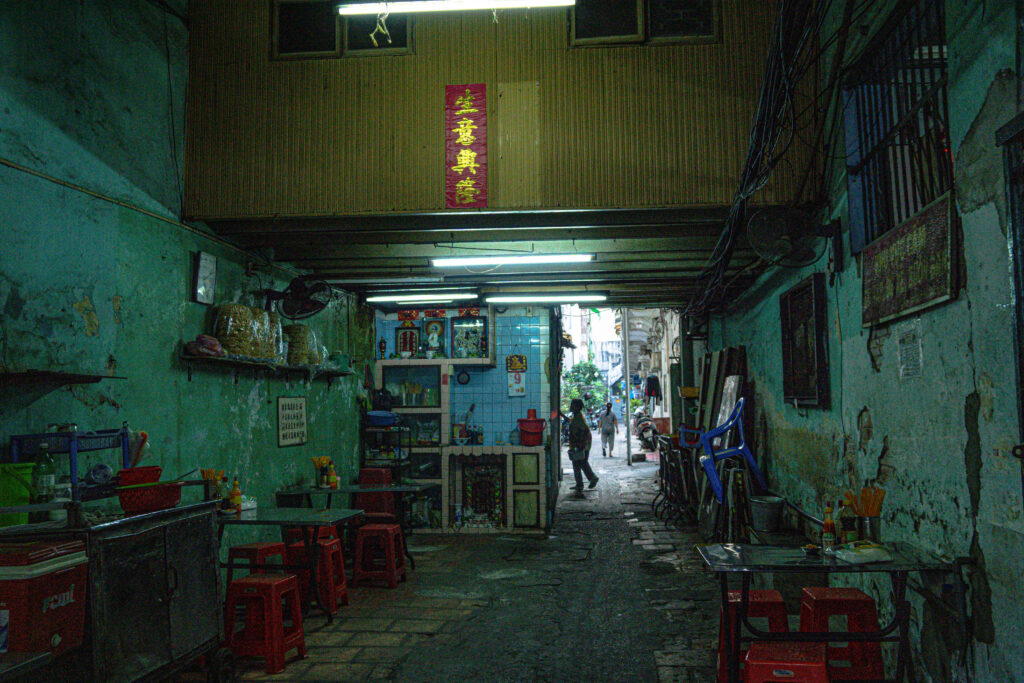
[226,439,718,682]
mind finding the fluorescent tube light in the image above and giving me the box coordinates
[392,299,456,304]
[366,293,478,302]
[485,294,607,303]
[432,254,593,267]
[327,276,443,285]
[338,0,573,15]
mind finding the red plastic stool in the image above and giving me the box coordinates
[353,523,406,588]
[224,574,306,674]
[744,642,829,682]
[283,525,338,545]
[226,542,286,586]
[718,590,789,683]
[285,538,349,613]
[799,586,883,680]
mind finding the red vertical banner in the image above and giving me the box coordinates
[445,84,487,209]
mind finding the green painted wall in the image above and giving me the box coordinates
[0,1,372,544]
[714,1,1024,679]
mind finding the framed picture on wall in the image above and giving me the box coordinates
[395,323,420,358]
[277,396,307,447]
[451,316,486,359]
[423,319,446,358]
[780,273,830,407]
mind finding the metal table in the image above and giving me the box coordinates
[218,508,363,623]
[0,652,51,681]
[697,542,967,683]
[276,484,440,569]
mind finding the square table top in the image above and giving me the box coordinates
[696,541,956,574]
[218,507,363,527]
[279,483,440,496]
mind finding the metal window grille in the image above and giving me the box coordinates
[998,120,1024,440]
[847,0,952,244]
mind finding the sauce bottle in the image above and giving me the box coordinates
[328,462,338,489]
[838,501,858,544]
[822,505,837,550]
[229,477,242,512]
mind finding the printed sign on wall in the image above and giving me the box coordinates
[277,397,307,447]
[445,84,488,208]
[508,370,526,397]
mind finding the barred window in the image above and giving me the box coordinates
[843,0,952,252]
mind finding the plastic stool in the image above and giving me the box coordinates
[353,523,406,588]
[800,586,883,680]
[226,542,286,586]
[285,538,349,613]
[744,642,829,682]
[283,525,339,545]
[224,574,306,674]
[717,590,789,683]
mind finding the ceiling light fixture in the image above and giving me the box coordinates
[338,0,574,15]
[366,292,478,303]
[327,276,444,285]
[485,293,607,303]
[432,254,593,267]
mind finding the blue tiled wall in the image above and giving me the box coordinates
[450,310,550,445]
[374,308,552,446]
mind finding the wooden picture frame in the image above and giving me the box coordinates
[193,251,217,305]
[395,324,420,357]
[780,273,830,407]
[423,319,445,358]
[277,396,307,447]
[451,316,486,359]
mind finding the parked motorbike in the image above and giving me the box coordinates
[633,406,659,451]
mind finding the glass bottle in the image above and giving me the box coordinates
[822,505,837,550]
[838,501,858,544]
[32,442,56,503]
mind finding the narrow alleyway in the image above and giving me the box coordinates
[231,432,719,682]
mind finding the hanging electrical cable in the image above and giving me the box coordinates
[683,0,836,320]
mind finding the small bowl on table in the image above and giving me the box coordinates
[802,544,821,558]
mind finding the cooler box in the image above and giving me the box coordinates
[0,540,88,656]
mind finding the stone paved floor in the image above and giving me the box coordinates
[212,433,719,682]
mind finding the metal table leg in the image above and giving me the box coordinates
[720,573,741,683]
[300,525,334,624]
[892,570,910,682]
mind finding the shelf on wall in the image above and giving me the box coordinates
[0,370,127,386]
[378,358,494,368]
[179,350,354,385]
[0,370,127,412]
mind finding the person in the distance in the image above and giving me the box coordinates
[567,398,599,491]
[598,402,618,457]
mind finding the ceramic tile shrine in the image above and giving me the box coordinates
[373,306,553,533]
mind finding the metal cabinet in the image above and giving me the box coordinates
[84,502,221,682]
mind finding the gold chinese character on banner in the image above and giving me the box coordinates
[454,89,479,115]
[451,148,480,175]
[451,118,478,146]
[455,178,481,204]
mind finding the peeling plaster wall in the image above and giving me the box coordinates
[0,1,371,545]
[714,1,1024,679]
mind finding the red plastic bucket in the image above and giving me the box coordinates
[517,417,545,446]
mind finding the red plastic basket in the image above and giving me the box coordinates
[118,482,182,515]
[118,466,162,486]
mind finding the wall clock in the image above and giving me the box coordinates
[193,251,217,305]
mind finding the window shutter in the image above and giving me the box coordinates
[843,89,867,255]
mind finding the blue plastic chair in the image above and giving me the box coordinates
[693,398,767,503]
